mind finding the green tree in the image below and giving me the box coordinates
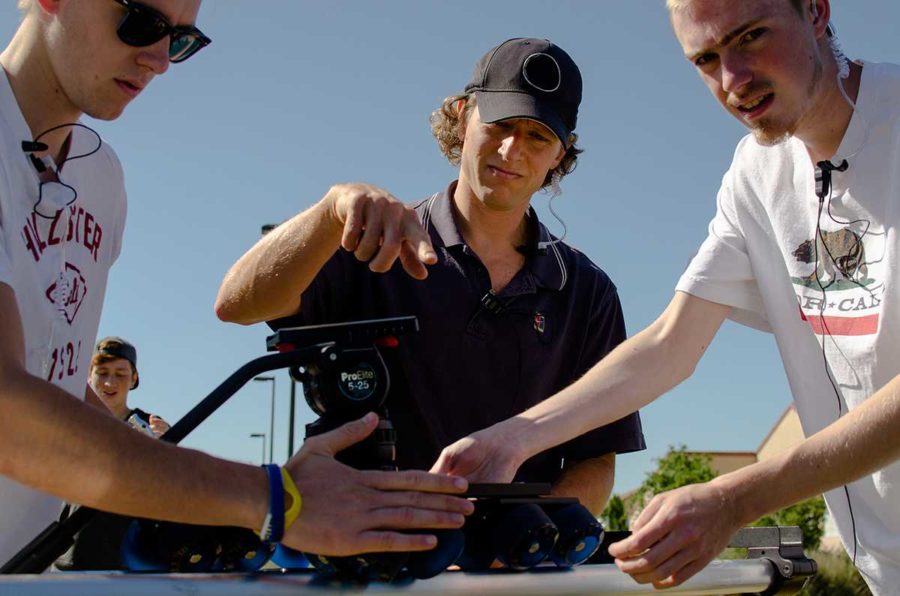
[635,445,717,508]
[601,494,628,531]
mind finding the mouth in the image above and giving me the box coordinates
[487,165,522,180]
[733,93,773,120]
[114,78,144,98]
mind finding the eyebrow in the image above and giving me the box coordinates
[685,19,762,63]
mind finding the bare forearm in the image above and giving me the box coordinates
[215,194,342,325]
[720,374,900,525]
[0,368,266,529]
[551,454,615,516]
[505,295,728,464]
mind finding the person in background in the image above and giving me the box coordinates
[89,336,169,437]
[56,337,169,571]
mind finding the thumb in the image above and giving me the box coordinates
[310,412,379,456]
[429,451,450,475]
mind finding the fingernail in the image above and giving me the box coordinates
[424,535,438,547]
[361,412,377,423]
[452,477,467,490]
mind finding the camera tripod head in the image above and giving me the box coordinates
[267,316,418,421]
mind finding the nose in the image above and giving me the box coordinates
[719,51,753,96]
[498,132,523,161]
[137,37,171,75]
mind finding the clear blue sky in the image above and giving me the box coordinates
[3,1,898,493]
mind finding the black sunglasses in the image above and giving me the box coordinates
[112,0,211,63]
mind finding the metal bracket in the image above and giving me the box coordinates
[728,526,818,595]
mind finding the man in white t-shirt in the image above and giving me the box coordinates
[0,0,470,569]
[431,1,900,593]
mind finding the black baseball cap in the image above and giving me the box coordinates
[465,38,582,147]
[94,337,139,389]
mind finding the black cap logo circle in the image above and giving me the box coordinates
[522,53,561,93]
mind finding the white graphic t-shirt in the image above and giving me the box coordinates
[677,61,900,594]
[0,71,126,566]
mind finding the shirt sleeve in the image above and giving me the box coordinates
[0,165,11,286]
[0,233,11,287]
[675,167,771,332]
[557,280,646,461]
[97,142,127,265]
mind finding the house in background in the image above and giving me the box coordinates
[653,405,841,551]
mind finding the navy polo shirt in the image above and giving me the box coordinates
[272,181,645,483]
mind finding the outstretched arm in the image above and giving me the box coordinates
[0,284,471,558]
[432,292,731,481]
[215,183,437,325]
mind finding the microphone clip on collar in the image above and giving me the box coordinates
[22,140,51,174]
[480,290,504,316]
[814,159,849,202]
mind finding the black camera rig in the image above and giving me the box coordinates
[1,316,418,575]
[1,316,818,594]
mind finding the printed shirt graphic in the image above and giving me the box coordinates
[789,205,886,339]
[0,71,127,566]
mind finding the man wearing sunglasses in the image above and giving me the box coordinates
[0,0,470,569]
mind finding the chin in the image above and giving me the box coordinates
[83,97,130,122]
[88,106,128,122]
[749,120,796,147]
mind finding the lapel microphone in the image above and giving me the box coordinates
[22,140,49,152]
[815,159,849,201]
[22,140,51,174]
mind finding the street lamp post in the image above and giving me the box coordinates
[253,376,276,464]
[249,433,266,465]
[288,378,297,458]
[260,223,300,460]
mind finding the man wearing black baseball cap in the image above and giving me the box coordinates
[217,38,645,515]
[465,37,581,150]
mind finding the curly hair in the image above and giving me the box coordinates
[429,93,583,189]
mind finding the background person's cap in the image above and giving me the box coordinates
[94,337,139,389]
[464,38,582,147]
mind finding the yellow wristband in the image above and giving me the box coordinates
[281,467,302,530]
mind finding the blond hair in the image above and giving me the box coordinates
[666,0,804,16]
[429,94,582,189]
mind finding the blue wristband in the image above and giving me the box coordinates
[260,464,285,543]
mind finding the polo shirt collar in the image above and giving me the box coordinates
[422,181,466,248]
[527,207,568,292]
[423,180,568,291]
